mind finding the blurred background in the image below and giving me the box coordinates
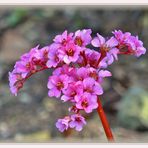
[0,6,148,143]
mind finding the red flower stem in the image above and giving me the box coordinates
[24,66,49,81]
[97,97,115,142]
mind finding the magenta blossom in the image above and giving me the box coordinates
[74,29,92,47]
[56,116,70,132]
[75,92,98,113]
[88,68,112,83]
[58,42,82,64]
[47,74,71,98]
[46,43,61,68]
[112,30,131,44]
[113,30,146,57]
[15,47,37,78]
[53,30,73,46]
[75,67,89,81]
[126,36,146,57]
[9,71,23,96]
[69,114,86,131]
[87,50,101,68]
[91,33,119,65]
[61,82,83,102]
[34,46,49,62]
[82,77,103,95]
[52,64,75,77]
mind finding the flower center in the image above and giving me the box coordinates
[67,48,74,56]
[75,117,81,122]
[89,72,98,80]
[26,62,31,69]
[81,99,88,108]
[78,76,83,81]
[62,39,67,46]
[101,45,109,52]
[15,73,22,81]
[54,55,59,62]
[43,49,48,59]
[56,81,64,89]
[75,36,83,46]
[71,91,76,97]
[85,87,93,93]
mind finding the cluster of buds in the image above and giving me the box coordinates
[9,29,146,132]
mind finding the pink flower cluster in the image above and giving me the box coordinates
[9,29,146,132]
[9,45,49,96]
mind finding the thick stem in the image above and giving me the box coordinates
[97,97,115,142]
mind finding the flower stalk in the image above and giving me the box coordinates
[97,97,114,142]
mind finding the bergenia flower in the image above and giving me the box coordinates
[82,77,103,95]
[46,43,61,68]
[75,67,89,81]
[14,60,34,78]
[87,50,101,68]
[34,46,49,64]
[112,30,131,44]
[47,74,71,98]
[74,29,92,47]
[91,33,119,65]
[53,30,73,46]
[88,68,112,83]
[75,92,98,113]
[56,116,70,132]
[126,36,146,57]
[9,71,23,96]
[69,114,86,131]
[61,82,83,102]
[58,42,82,64]
[52,64,75,77]
[113,30,146,57]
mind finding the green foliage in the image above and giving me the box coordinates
[6,9,28,27]
[118,87,148,130]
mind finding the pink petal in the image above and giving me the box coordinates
[61,95,71,102]
[76,101,83,109]
[83,77,95,88]
[46,60,57,68]
[109,48,119,60]
[48,88,61,98]
[75,125,83,131]
[106,53,114,65]
[92,34,105,47]
[99,70,112,77]
[85,106,93,113]
[47,80,54,89]
[69,121,76,128]
[91,37,101,47]
[106,37,118,48]
[63,55,70,64]
[135,47,146,57]
[93,83,103,95]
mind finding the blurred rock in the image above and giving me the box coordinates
[19,93,32,104]
[14,130,50,142]
[0,29,30,63]
[117,86,148,130]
